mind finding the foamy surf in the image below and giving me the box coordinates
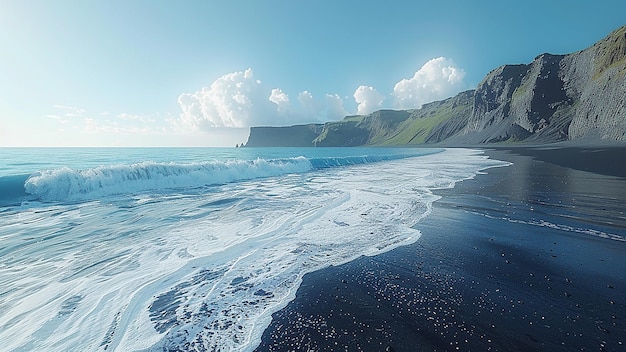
[0,148,509,351]
[20,152,441,203]
[23,158,312,202]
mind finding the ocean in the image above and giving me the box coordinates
[0,147,508,351]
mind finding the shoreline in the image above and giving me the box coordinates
[256,147,626,351]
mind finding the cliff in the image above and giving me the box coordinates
[245,25,626,147]
[456,24,626,144]
[245,124,323,147]
[313,110,411,146]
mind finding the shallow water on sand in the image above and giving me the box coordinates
[0,147,507,351]
[256,149,626,351]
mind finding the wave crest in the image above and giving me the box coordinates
[24,158,312,201]
[22,150,443,202]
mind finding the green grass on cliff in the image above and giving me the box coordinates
[379,113,447,145]
[375,101,468,145]
[593,25,626,79]
[341,115,365,122]
[511,76,533,103]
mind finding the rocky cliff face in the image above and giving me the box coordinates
[458,25,626,144]
[245,124,323,147]
[565,25,626,140]
[460,55,571,143]
[245,25,626,147]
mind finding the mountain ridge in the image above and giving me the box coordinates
[245,25,626,147]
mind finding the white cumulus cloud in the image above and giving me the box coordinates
[392,57,466,109]
[178,68,276,129]
[269,88,290,113]
[354,85,384,115]
[178,68,347,129]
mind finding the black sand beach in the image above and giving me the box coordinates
[256,147,626,351]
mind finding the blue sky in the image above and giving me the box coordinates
[1,0,625,146]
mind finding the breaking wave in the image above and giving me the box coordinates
[22,152,441,202]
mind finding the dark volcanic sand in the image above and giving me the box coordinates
[256,148,626,351]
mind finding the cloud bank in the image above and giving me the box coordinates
[178,69,347,130]
[392,57,466,109]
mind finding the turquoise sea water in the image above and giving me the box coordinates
[0,147,508,351]
[0,147,440,204]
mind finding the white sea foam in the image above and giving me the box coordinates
[24,158,313,202]
[21,152,438,203]
[0,148,508,351]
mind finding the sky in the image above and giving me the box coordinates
[1,0,625,147]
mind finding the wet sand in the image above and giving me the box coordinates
[256,147,626,351]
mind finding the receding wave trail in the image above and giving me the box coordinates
[0,149,509,351]
[18,152,439,203]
